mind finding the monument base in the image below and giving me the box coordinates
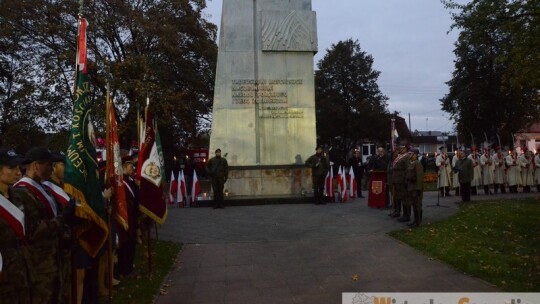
[224,165,313,198]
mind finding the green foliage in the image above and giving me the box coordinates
[441,0,540,145]
[315,39,391,152]
[0,0,217,154]
[113,240,182,304]
[390,198,540,291]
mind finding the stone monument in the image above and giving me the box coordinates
[209,0,318,197]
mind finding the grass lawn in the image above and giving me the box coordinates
[112,239,182,304]
[389,197,540,291]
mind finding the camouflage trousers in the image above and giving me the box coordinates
[0,248,32,304]
[31,271,60,304]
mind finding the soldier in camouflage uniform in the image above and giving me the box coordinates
[390,144,411,221]
[0,148,32,304]
[13,147,73,304]
[405,148,424,227]
[205,148,229,209]
[43,152,73,304]
[305,146,330,205]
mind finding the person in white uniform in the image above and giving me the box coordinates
[480,147,494,195]
[468,147,482,195]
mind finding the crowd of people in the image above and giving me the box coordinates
[436,145,540,199]
[305,142,540,228]
[0,146,145,304]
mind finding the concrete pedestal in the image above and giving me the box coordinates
[224,166,312,197]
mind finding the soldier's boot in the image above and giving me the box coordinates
[494,184,499,194]
[501,184,506,193]
[439,187,444,197]
[445,187,451,196]
[471,187,477,195]
[537,185,540,192]
[319,192,326,204]
[455,187,460,196]
[484,185,489,195]
[390,200,401,217]
[398,205,411,222]
[407,205,419,227]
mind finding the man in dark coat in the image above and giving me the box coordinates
[205,149,229,209]
[455,147,474,202]
[305,146,329,205]
[348,149,364,198]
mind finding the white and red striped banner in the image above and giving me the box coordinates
[348,166,357,199]
[324,165,334,198]
[177,170,187,207]
[168,171,177,205]
[191,170,200,205]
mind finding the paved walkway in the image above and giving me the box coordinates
[154,191,537,304]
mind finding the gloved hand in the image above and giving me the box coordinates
[102,188,113,200]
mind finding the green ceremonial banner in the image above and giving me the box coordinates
[64,18,108,258]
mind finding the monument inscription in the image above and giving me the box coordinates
[231,79,303,110]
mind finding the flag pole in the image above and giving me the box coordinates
[389,117,395,211]
[105,83,114,301]
[71,6,83,304]
[146,97,152,274]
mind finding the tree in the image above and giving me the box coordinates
[0,0,218,156]
[315,39,391,155]
[441,0,540,146]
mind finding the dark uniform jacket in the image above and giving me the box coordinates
[305,153,329,176]
[206,157,229,181]
[370,154,390,171]
[456,157,474,183]
[348,156,364,178]
[391,153,410,184]
[406,160,424,191]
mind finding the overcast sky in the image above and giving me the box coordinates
[203,0,467,133]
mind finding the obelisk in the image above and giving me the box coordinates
[209,0,318,197]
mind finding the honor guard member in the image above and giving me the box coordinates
[505,147,522,193]
[518,147,534,193]
[390,142,410,221]
[405,148,424,227]
[305,146,329,205]
[455,147,474,202]
[205,149,229,209]
[117,156,139,277]
[13,147,74,304]
[42,152,73,304]
[491,145,507,194]
[480,147,494,195]
[348,149,365,198]
[435,146,452,197]
[0,148,32,304]
[534,150,540,192]
[451,149,460,195]
[468,147,482,195]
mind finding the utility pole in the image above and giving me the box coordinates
[408,113,411,131]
